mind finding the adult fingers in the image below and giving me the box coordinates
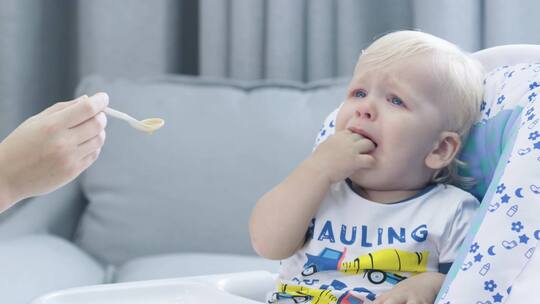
[53,92,109,128]
[40,95,88,116]
[78,148,102,174]
[77,130,106,159]
[70,112,108,145]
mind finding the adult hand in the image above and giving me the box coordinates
[309,129,376,184]
[0,92,109,212]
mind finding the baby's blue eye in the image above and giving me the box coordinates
[354,90,366,98]
[390,97,403,106]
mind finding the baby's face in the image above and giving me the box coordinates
[335,54,449,191]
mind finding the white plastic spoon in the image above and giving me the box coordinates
[104,107,165,134]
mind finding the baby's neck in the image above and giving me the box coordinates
[347,180,428,204]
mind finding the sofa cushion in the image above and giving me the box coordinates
[74,75,347,265]
[114,253,279,282]
[0,234,104,304]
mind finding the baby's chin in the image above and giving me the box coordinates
[347,172,393,191]
[347,172,372,188]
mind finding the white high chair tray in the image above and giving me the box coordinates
[31,271,277,304]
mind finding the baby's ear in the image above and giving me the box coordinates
[425,132,461,170]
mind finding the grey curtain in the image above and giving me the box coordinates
[0,0,198,138]
[199,0,540,81]
[2,0,540,137]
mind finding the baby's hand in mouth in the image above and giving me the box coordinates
[348,128,377,153]
[309,129,376,184]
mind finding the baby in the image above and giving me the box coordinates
[250,31,485,304]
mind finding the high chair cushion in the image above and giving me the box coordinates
[458,64,540,199]
[438,63,540,303]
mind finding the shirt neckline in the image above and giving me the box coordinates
[344,178,439,205]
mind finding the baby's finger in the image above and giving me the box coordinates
[355,154,376,168]
[373,293,388,304]
[382,296,405,304]
[373,298,384,304]
[354,138,376,153]
[350,133,363,141]
[373,291,408,304]
[338,129,361,140]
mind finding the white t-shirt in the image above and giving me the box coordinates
[271,181,479,303]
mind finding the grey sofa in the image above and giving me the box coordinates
[0,75,347,303]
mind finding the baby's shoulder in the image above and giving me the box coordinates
[436,183,478,198]
[428,184,480,208]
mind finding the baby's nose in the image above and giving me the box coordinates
[355,105,375,120]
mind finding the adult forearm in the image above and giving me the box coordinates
[250,158,331,260]
[0,183,15,213]
[0,147,18,212]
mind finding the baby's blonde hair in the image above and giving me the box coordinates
[357,30,485,188]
